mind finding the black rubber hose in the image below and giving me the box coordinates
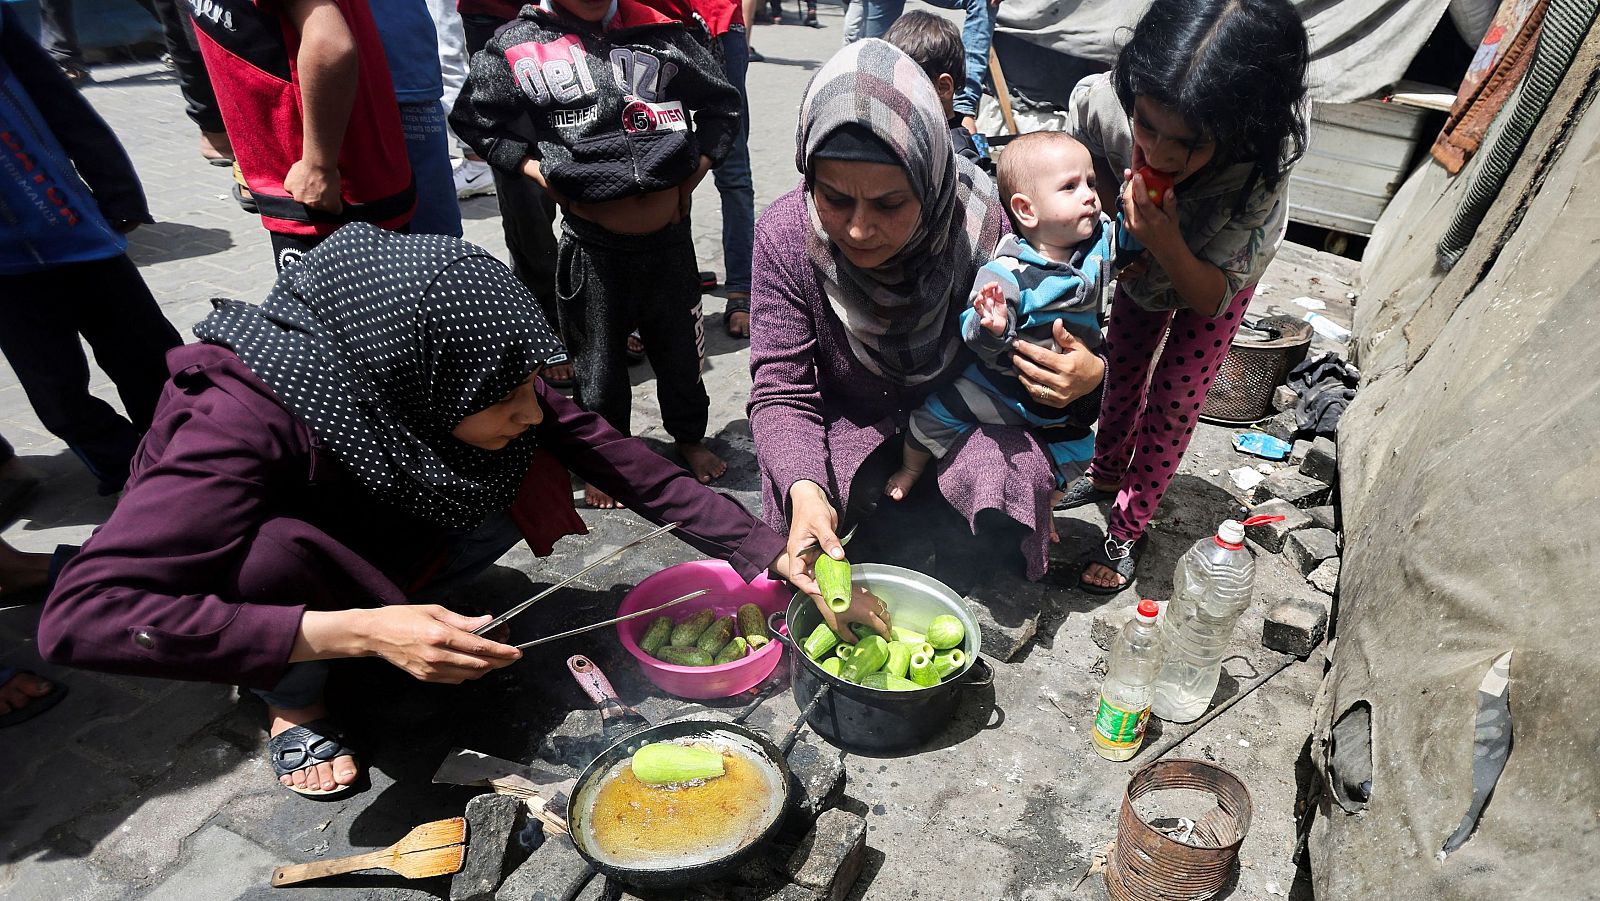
[1436,0,1600,268]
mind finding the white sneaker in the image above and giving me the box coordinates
[453,158,495,198]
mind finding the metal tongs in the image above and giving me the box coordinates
[473,521,682,636]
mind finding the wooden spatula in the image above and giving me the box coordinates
[270,817,467,887]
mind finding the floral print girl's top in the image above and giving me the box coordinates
[1067,73,1291,316]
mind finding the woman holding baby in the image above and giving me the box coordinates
[747,39,1105,634]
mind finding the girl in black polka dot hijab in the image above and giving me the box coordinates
[195,223,566,530]
[37,222,792,800]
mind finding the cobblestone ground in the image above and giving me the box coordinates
[0,10,1348,899]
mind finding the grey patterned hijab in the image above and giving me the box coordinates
[194,224,566,529]
[797,39,1002,386]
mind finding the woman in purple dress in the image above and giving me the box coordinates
[748,40,1105,637]
[22,225,794,798]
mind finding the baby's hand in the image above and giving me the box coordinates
[974,283,1007,336]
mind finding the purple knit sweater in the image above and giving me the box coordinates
[748,187,1054,580]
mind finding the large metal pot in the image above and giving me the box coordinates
[771,564,993,753]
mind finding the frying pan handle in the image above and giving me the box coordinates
[958,654,994,690]
[567,654,621,708]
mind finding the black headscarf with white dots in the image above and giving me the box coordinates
[194,224,567,530]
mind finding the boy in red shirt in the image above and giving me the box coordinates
[187,0,415,270]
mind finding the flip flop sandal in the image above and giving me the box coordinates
[1055,475,1118,511]
[0,667,67,728]
[626,331,646,364]
[1078,535,1146,596]
[542,352,574,389]
[268,719,361,799]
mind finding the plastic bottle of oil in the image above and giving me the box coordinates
[1092,599,1163,761]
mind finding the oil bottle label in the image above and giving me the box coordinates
[1093,696,1150,747]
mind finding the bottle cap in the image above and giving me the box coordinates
[1135,599,1159,622]
[1216,519,1246,548]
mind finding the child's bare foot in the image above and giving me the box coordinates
[679,442,726,484]
[545,362,574,384]
[883,467,922,501]
[584,483,624,509]
[1048,490,1065,542]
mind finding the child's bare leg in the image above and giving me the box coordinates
[1047,490,1064,543]
[885,446,931,501]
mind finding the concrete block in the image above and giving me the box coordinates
[965,584,1041,662]
[1300,436,1338,485]
[1307,505,1338,532]
[1272,385,1298,412]
[1308,557,1341,596]
[1261,470,1330,508]
[1258,410,1300,442]
[1263,595,1330,658]
[452,793,525,901]
[786,731,847,820]
[785,808,868,901]
[1243,499,1313,554]
[1289,439,1313,464]
[496,834,593,901]
[572,876,614,901]
[1090,604,1137,652]
[1286,528,1339,576]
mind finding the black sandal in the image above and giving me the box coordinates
[268,719,361,799]
[1078,535,1145,596]
[0,667,66,728]
[1055,475,1117,510]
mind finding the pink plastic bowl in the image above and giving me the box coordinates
[618,559,789,700]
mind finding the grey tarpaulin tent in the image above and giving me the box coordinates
[996,0,1454,102]
[1301,14,1600,898]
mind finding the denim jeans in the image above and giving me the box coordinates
[714,29,755,300]
[253,512,525,709]
[399,101,464,238]
[860,0,995,118]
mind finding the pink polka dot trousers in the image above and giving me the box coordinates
[1087,285,1256,543]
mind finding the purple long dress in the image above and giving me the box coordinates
[748,187,1055,580]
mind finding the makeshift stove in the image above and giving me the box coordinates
[442,663,868,901]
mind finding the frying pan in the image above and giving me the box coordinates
[562,656,801,889]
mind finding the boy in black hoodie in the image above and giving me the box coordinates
[453,0,740,508]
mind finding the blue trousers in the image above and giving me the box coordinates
[399,101,463,238]
[0,255,181,494]
[714,29,755,300]
[860,0,995,118]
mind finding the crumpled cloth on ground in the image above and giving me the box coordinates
[1288,352,1360,437]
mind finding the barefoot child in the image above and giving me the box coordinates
[1058,0,1309,594]
[886,131,1113,525]
[451,0,741,507]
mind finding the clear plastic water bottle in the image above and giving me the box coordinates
[1150,517,1277,723]
[1092,598,1163,761]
